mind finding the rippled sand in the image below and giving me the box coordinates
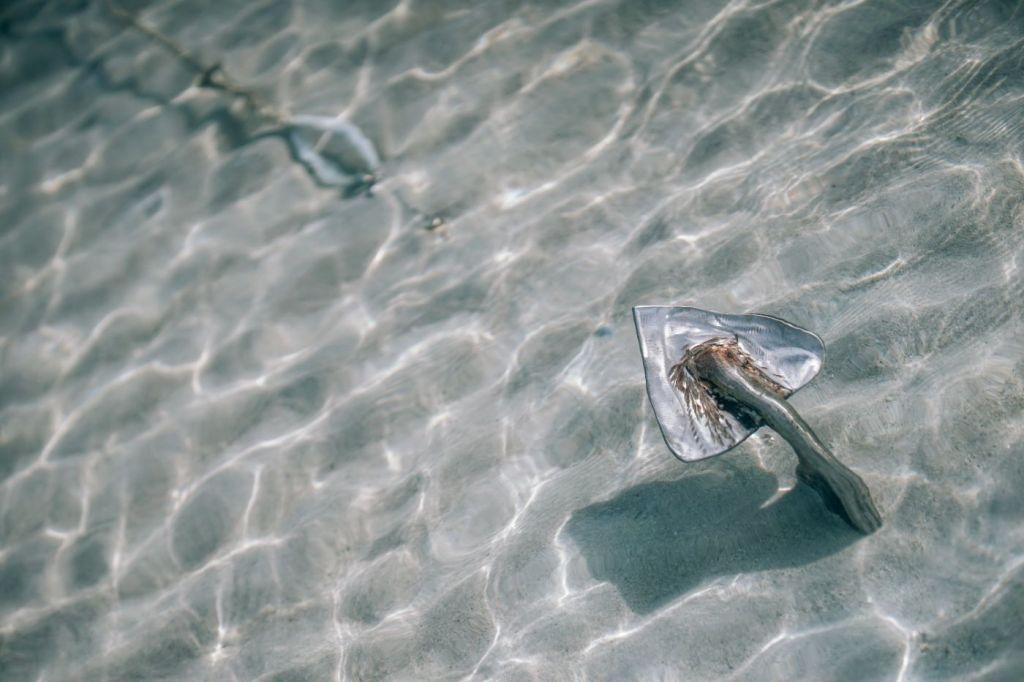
[2,0,1023,679]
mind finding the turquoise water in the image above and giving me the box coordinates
[2,0,1023,679]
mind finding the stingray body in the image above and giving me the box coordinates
[634,306,881,534]
[285,114,381,190]
[106,2,381,195]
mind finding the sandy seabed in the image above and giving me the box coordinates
[1,0,1023,680]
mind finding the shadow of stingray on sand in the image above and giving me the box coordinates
[565,464,860,614]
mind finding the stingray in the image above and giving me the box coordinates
[633,306,881,534]
[281,114,380,194]
[106,1,380,195]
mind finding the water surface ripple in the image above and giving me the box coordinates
[1,0,1023,679]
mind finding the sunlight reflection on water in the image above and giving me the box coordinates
[1,0,1023,679]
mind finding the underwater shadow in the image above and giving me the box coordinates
[565,465,860,614]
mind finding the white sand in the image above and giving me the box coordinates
[1,0,1023,679]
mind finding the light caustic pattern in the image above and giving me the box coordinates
[1,0,1023,680]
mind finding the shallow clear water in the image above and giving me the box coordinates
[2,0,1023,679]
